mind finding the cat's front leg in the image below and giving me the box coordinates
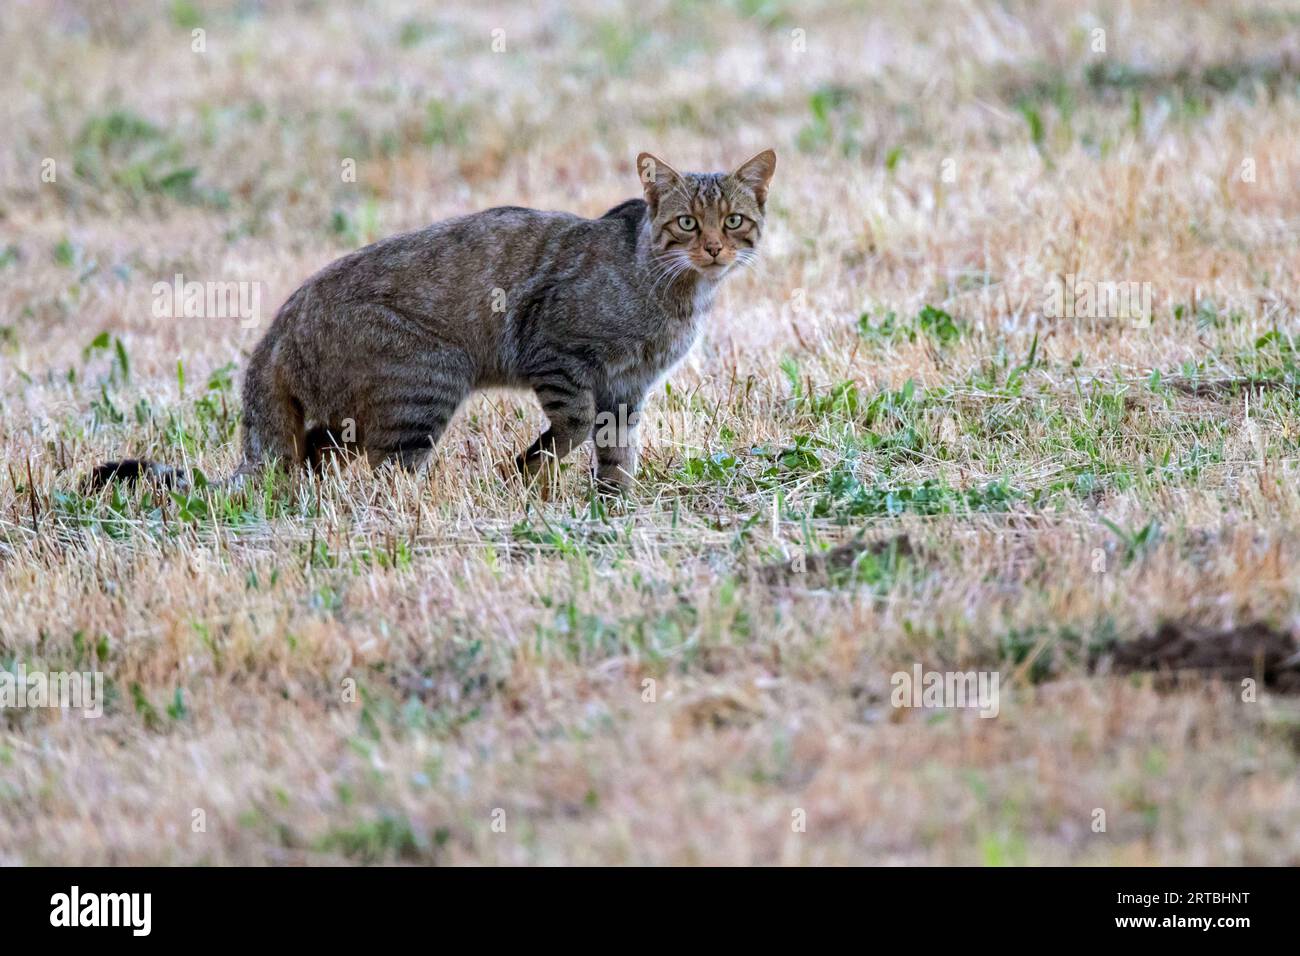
[592,388,643,494]
[517,384,596,488]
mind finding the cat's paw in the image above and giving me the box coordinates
[594,467,634,497]
[510,453,558,499]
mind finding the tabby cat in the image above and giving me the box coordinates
[92,149,776,494]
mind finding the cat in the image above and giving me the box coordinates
[90,149,776,495]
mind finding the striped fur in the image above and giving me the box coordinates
[89,150,776,494]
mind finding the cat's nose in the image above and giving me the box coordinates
[704,242,722,258]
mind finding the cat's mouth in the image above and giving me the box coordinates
[695,260,731,275]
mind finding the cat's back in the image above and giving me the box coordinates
[308,202,633,304]
[462,201,643,276]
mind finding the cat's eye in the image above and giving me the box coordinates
[724,214,745,229]
[676,216,697,231]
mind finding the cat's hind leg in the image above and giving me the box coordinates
[364,348,474,472]
[232,338,309,486]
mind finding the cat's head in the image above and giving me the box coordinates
[636,149,776,278]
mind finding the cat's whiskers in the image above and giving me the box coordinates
[647,251,694,298]
[730,248,766,280]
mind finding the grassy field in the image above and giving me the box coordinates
[2,0,1300,865]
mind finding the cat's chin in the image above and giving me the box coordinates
[694,262,731,279]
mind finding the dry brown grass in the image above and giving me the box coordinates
[2,0,1300,864]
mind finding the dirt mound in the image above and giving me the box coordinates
[1110,621,1300,693]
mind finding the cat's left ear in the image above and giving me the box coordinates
[730,149,777,207]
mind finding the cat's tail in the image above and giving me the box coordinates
[87,459,191,492]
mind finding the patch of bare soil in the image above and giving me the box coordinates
[752,535,915,587]
[1108,621,1300,693]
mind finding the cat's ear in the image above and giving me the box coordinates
[636,152,682,215]
[730,149,777,207]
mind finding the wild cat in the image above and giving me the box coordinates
[91,149,776,494]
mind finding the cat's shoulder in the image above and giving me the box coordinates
[598,198,647,224]
[595,198,646,250]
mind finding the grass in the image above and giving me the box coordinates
[1,0,1300,864]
